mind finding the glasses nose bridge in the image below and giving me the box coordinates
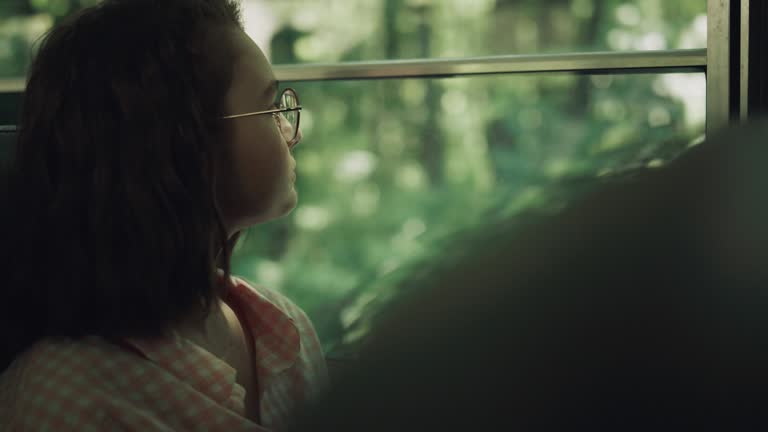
[274,111,297,142]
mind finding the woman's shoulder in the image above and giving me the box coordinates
[0,337,124,429]
[2,336,142,386]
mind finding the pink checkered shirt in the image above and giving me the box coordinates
[0,275,329,431]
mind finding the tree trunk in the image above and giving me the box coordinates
[416,5,443,186]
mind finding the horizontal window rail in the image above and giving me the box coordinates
[0,79,25,93]
[0,49,707,93]
[273,49,707,82]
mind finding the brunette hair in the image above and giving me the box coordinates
[1,0,246,371]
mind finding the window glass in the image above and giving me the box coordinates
[0,0,99,78]
[249,0,706,64]
[0,0,706,78]
[228,72,706,353]
[0,0,708,354]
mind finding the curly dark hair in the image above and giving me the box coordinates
[1,0,246,371]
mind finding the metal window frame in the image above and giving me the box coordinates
[0,1,742,136]
[707,0,751,129]
[271,49,706,81]
[0,79,25,94]
[740,0,750,120]
[707,0,731,132]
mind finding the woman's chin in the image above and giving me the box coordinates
[280,190,299,215]
[238,191,298,228]
[268,190,299,220]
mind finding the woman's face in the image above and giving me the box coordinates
[216,29,301,235]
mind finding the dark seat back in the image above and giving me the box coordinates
[0,125,16,173]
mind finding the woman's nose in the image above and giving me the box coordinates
[278,113,291,133]
[277,113,299,146]
[290,127,303,148]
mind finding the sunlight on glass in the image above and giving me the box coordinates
[450,0,495,16]
[292,5,323,31]
[501,186,546,217]
[679,14,708,49]
[30,0,49,11]
[591,75,614,89]
[49,0,70,16]
[0,40,11,59]
[295,151,322,176]
[390,225,426,253]
[377,257,402,277]
[351,183,380,216]
[595,124,637,152]
[646,158,664,168]
[616,4,642,26]
[688,135,706,148]
[595,99,627,121]
[295,34,332,63]
[440,90,468,116]
[513,17,540,49]
[377,119,406,157]
[570,0,594,18]
[648,106,672,128]
[0,13,53,60]
[334,150,378,182]
[297,109,313,136]
[652,78,671,97]
[241,1,278,58]
[636,32,667,50]
[295,205,333,231]
[607,29,635,50]
[279,0,379,63]
[400,81,427,107]
[659,74,706,128]
[401,218,427,240]
[544,159,573,178]
[396,163,426,190]
[340,291,377,329]
[322,100,349,128]
[518,108,544,130]
[255,260,284,289]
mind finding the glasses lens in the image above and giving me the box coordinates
[280,90,299,141]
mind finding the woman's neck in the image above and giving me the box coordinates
[175,296,240,360]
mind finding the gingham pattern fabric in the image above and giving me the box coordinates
[0,275,329,431]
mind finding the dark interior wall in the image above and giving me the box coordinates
[0,93,20,168]
[0,129,15,168]
[749,1,768,115]
[0,93,22,125]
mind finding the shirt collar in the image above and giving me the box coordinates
[224,275,300,376]
[117,273,300,403]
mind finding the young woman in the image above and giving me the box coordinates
[0,1,327,430]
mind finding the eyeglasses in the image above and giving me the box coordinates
[221,87,302,147]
